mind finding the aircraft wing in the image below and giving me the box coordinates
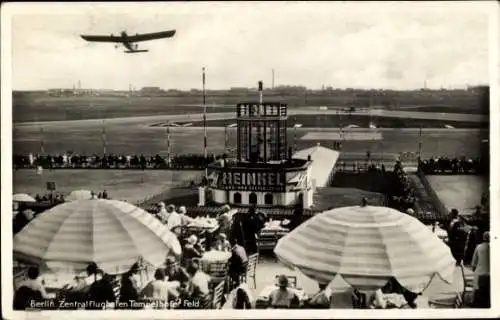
[80,35,123,43]
[124,30,176,42]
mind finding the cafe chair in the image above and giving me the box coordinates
[428,292,463,309]
[352,289,367,309]
[212,281,226,309]
[240,253,259,289]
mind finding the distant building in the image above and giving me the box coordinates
[140,87,164,94]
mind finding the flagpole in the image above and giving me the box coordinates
[202,67,207,179]
[102,120,107,156]
[166,122,171,167]
[258,81,263,160]
[40,126,45,154]
[418,125,422,160]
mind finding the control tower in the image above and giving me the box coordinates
[207,81,313,208]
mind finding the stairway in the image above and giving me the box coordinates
[408,174,439,216]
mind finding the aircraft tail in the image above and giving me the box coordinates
[124,50,149,53]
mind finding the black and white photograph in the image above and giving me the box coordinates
[1,1,497,318]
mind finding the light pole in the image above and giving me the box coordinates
[225,123,237,156]
[293,123,303,153]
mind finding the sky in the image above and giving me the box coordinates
[5,2,493,90]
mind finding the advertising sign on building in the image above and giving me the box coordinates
[218,169,286,192]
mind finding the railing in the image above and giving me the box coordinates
[416,168,450,220]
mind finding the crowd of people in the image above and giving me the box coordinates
[387,161,416,213]
[13,194,491,310]
[13,202,276,310]
[12,153,225,170]
[418,156,488,175]
[446,208,490,308]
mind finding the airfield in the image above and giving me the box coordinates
[12,103,489,208]
[13,108,488,159]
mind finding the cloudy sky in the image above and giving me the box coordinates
[5,2,492,90]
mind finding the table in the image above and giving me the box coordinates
[255,285,308,309]
[427,225,448,241]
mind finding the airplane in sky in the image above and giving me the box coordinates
[80,30,176,53]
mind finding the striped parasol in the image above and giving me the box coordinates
[66,189,93,201]
[14,199,181,275]
[13,193,37,203]
[274,205,456,292]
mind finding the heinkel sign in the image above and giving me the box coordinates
[219,170,285,192]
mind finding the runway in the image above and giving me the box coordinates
[14,108,487,129]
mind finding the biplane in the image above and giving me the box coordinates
[80,30,176,53]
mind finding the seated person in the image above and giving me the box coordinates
[228,240,248,288]
[139,268,170,309]
[86,269,116,309]
[267,275,300,309]
[224,283,253,309]
[307,282,332,309]
[118,263,142,309]
[213,233,231,252]
[183,235,203,264]
[13,266,49,310]
[185,259,211,309]
[371,278,419,309]
[164,256,190,300]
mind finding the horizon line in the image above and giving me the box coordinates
[12,84,490,92]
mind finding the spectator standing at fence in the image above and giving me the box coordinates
[471,231,490,308]
[102,190,109,199]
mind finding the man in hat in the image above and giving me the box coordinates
[231,205,262,254]
[183,235,203,264]
[267,275,300,309]
[165,256,190,285]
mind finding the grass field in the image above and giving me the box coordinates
[13,120,488,159]
[13,91,488,123]
[187,114,487,128]
[13,169,203,204]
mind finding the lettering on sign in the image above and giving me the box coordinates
[220,170,285,191]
